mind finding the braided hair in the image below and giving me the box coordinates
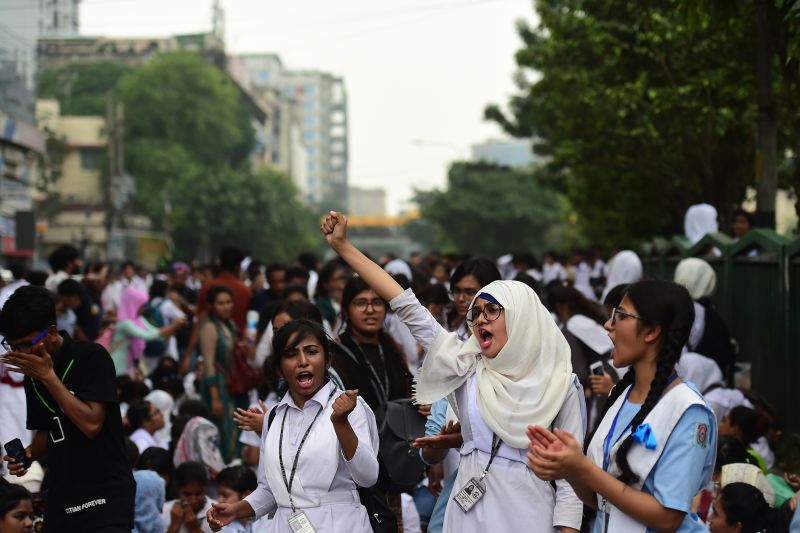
[598,279,694,485]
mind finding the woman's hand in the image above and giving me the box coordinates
[527,425,588,481]
[321,211,349,250]
[234,402,267,435]
[412,421,463,450]
[331,389,359,424]
[207,502,237,532]
[590,373,614,395]
[427,462,444,496]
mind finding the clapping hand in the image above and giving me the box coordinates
[234,399,270,436]
[412,421,463,450]
[526,425,586,481]
[207,502,237,531]
[331,389,359,424]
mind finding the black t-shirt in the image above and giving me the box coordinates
[25,332,135,532]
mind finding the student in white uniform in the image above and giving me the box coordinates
[207,319,379,533]
[528,279,717,532]
[320,211,584,533]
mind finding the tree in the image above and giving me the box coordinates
[38,62,133,115]
[118,52,254,169]
[413,162,570,256]
[487,0,759,246]
[117,51,314,260]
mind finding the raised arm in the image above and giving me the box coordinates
[322,212,404,302]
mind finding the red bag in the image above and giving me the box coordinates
[225,340,263,395]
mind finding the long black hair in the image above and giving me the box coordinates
[546,283,607,325]
[599,279,694,485]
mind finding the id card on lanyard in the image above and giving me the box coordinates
[453,434,501,513]
[278,389,336,533]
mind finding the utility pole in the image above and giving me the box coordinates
[754,0,777,229]
[105,91,126,260]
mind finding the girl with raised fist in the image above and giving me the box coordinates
[207,319,379,533]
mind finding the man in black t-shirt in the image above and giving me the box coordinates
[0,285,134,532]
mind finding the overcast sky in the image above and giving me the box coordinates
[80,0,538,214]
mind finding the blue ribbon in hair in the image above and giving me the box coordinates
[631,423,657,450]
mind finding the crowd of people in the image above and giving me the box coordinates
[0,203,796,533]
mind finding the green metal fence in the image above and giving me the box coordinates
[642,229,798,432]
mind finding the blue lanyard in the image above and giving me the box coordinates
[601,373,678,472]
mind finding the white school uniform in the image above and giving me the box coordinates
[161,498,215,533]
[244,381,379,533]
[389,289,585,532]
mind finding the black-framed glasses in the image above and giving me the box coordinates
[1,326,51,353]
[610,307,644,325]
[352,298,386,312]
[465,303,504,326]
[450,287,478,301]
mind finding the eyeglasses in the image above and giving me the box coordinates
[351,298,386,312]
[610,307,645,325]
[450,287,478,301]
[1,326,51,353]
[465,303,504,326]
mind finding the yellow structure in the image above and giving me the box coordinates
[35,99,168,265]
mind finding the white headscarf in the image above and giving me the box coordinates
[414,280,573,449]
[676,351,723,394]
[601,250,643,301]
[674,257,716,300]
[684,203,719,245]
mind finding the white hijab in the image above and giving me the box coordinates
[676,351,723,394]
[414,280,573,449]
[601,250,643,301]
[684,203,719,245]
[674,257,716,300]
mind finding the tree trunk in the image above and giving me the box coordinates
[755,0,777,228]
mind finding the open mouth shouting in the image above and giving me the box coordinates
[477,327,494,351]
[296,371,316,390]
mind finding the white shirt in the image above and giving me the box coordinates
[162,497,215,533]
[0,278,28,309]
[244,381,379,533]
[130,428,163,454]
[389,290,585,531]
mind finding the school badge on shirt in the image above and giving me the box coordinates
[694,423,709,448]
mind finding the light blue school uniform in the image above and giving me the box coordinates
[420,398,455,533]
[592,396,716,532]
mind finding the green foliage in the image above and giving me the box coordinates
[413,162,569,256]
[38,62,132,115]
[118,52,254,168]
[487,0,759,246]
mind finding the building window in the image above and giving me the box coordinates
[304,116,315,126]
[303,100,315,110]
[307,147,316,156]
[307,161,316,172]
[304,84,315,95]
[304,131,315,142]
[79,149,103,170]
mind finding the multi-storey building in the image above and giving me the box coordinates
[235,54,349,207]
[0,1,47,261]
[38,0,81,37]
